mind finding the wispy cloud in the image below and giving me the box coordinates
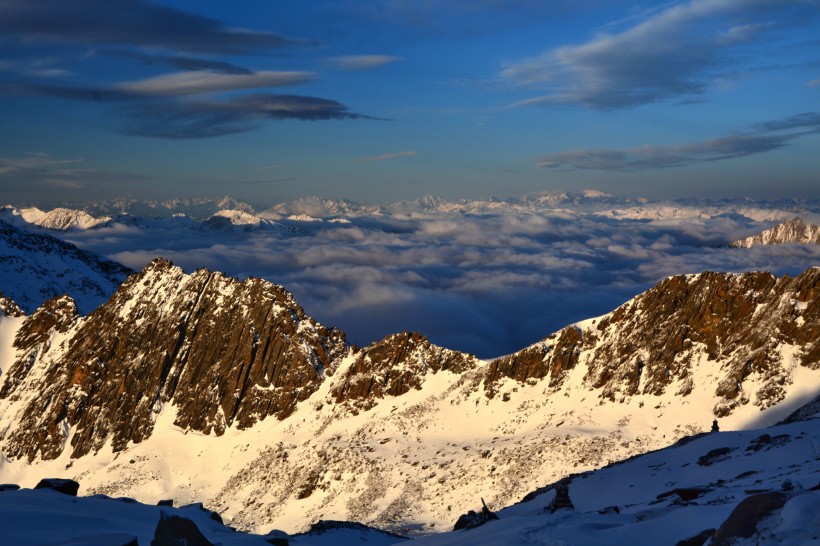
[328,55,402,71]
[104,50,254,75]
[501,0,818,109]
[115,70,315,96]
[0,0,314,54]
[537,111,820,170]
[121,94,374,139]
[0,153,147,194]
[354,151,417,163]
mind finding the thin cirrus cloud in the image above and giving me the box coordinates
[0,0,313,54]
[115,70,316,97]
[501,0,817,109]
[104,50,254,76]
[354,151,417,163]
[120,94,373,139]
[328,55,402,71]
[537,111,820,170]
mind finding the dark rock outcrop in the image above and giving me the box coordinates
[331,332,477,408]
[34,478,79,496]
[711,491,788,546]
[151,511,214,546]
[484,268,820,414]
[548,482,574,513]
[0,259,347,460]
[453,499,499,531]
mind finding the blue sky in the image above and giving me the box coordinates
[1,0,818,207]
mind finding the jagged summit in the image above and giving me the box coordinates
[730,217,820,247]
[486,269,819,414]
[0,263,817,534]
[0,258,348,459]
[202,209,264,230]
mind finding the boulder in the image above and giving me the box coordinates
[711,491,787,546]
[34,478,79,496]
[150,511,214,546]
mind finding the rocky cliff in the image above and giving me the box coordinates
[485,269,820,416]
[0,259,351,460]
[0,263,817,534]
[730,217,820,247]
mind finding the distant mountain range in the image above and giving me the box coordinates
[6,192,819,227]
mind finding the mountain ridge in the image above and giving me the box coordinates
[730,217,820,247]
[0,260,817,533]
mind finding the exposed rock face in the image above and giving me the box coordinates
[0,294,23,318]
[484,268,820,416]
[484,325,582,396]
[730,217,820,247]
[0,261,818,538]
[0,259,347,460]
[0,263,818,535]
[331,332,478,408]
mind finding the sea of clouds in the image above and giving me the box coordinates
[56,197,820,358]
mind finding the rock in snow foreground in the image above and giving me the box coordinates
[0,260,818,537]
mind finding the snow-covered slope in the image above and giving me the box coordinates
[0,263,817,536]
[0,206,110,230]
[411,396,820,546]
[0,395,816,545]
[731,217,820,248]
[201,209,287,231]
[0,219,132,313]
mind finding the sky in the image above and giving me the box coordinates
[0,0,818,207]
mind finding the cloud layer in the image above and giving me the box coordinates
[59,198,820,358]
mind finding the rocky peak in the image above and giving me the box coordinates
[484,269,820,416]
[331,332,478,409]
[0,293,24,318]
[730,217,820,247]
[0,259,348,460]
[10,295,78,354]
